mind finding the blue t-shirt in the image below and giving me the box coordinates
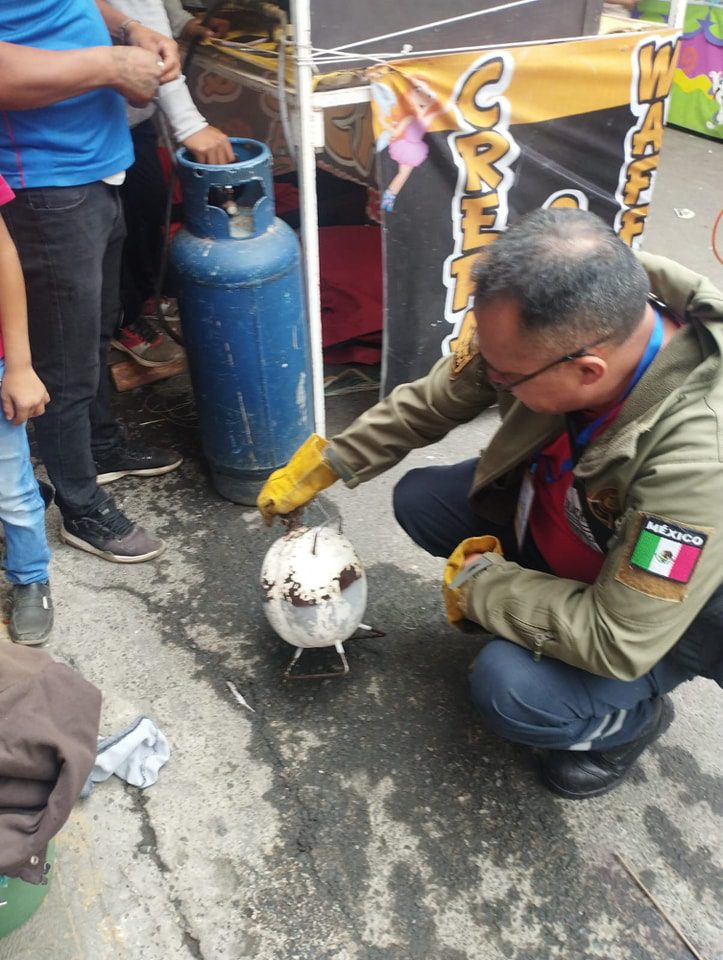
[0,0,134,189]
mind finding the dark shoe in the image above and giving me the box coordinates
[9,582,53,645]
[94,441,183,485]
[38,479,54,511]
[541,696,674,800]
[111,316,184,368]
[60,500,165,563]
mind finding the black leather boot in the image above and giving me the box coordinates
[541,696,674,800]
[9,581,53,645]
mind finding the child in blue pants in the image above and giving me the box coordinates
[0,173,52,644]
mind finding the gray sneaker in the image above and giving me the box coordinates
[60,499,165,563]
[10,582,53,645]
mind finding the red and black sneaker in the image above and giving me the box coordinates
[111,316,183,368]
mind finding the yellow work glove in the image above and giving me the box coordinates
[443,535,503,625]
[257,433,338,524]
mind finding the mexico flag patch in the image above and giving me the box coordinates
[616,513,712,601]
[630,516,707,583]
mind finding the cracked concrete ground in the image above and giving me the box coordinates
[1,128,721,960]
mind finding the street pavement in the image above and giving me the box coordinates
[1,127,721,960]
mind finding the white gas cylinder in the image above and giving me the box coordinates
[260,524,368,648]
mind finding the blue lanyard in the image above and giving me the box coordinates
[535,309,664,481]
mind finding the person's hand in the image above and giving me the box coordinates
[109,46,165,106]
[1,366,50,426]
[125,20,180,84]
[257,434,338,525]
[183,126,235,165]
[181,16,231,41]
[443,535,503,625]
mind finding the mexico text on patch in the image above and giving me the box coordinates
[629,515,707,584]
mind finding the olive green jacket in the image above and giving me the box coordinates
[326,252,723,680]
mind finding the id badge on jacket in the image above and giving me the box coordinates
[515,471,535,549]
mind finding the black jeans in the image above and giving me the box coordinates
[2,181,124,519]
[119,119,167,330]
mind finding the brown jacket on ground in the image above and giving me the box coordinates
[0,645,101,883]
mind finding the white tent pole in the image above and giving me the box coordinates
[290,0,326,436]
[668,0,687,28]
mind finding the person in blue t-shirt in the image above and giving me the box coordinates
[0,1,183,564]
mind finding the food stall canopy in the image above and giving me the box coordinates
[184,2,677,421]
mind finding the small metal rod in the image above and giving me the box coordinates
[309,512,338,554]
[283,646,304,681]
[356,623,386,639]
[225,680,256,713]
[614,853,707,960]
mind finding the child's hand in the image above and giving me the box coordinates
[181,16,231,41]
[1,366,50,425]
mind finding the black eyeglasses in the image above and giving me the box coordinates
[480,334,610,392]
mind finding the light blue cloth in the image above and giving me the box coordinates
[81,717,170,797]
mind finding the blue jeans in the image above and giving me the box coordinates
[393,459,700,750]
[0,361,50,584]
[1,182,124,520]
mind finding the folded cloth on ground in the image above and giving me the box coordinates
[81,716,170,797]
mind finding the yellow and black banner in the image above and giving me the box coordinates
[370,29,680,391]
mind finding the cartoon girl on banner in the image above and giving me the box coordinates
[372,75,450,213]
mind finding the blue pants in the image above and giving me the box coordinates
[2,182,124,520]
[393,459,696,751]
[0,361,50,584]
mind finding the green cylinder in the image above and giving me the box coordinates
[0,841,55,939]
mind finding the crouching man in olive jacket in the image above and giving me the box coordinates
[258,208,723,799]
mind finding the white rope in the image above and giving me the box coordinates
[307,29,623,69]
[309,44,401,72]
[210,28,624,74]
[318,0,547,54]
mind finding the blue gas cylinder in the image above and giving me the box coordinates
[170,138,313,504]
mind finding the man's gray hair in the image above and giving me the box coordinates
[473,208,650,346]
